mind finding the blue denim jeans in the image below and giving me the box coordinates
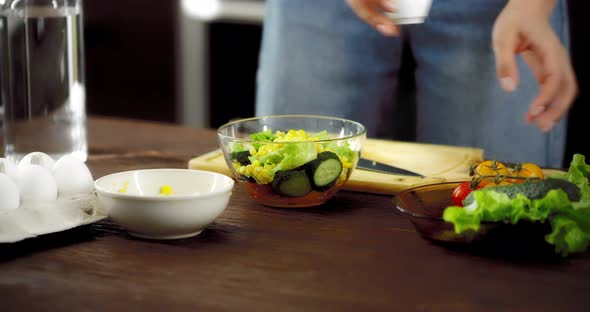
[256,0,570,168]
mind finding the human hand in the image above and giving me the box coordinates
[345,0,400,36]
[492,0,577,132]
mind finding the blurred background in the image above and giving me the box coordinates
[83,0,588,168]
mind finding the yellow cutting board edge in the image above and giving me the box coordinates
[188,138,485,195]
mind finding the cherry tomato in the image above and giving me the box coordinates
[509,163,544,183]
[473,160,510,187]
[451,181,481,206]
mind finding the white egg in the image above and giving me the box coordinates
[0,172,20,210]
[53,155,94,196]
[18,152,55,170]
[17,164,58,201]
[0,158,18,181]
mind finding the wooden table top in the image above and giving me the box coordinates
[1,116,588,311]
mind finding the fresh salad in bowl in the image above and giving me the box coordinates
[443,154,590,256]
[218,115,366,208]
[227,129,358,207]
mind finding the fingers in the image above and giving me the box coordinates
[492,26,520,92]
[493,8,578,133]
[345,0,400,36]
[525,72,560,130]
[526,46,578,132]
[521,51,545,82]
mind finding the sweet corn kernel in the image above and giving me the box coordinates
[118,181,129,193]
[158,185,173,196]
[248,145,257,155]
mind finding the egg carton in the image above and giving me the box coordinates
[0,193,107,243]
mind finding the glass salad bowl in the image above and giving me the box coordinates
[217,115,366,208]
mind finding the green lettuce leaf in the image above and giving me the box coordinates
[229,142,246,153]
[252,142,317,173]
[250,129,277,150]
[325,141,356,162]
[551,153,590,202]
[309,130,356,162]
[313,131,330,140]
[443,153,590,256]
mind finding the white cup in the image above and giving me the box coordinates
[384,0,433,24]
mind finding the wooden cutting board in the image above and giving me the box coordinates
[188,138,484,195]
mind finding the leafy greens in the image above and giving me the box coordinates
[235,129,355,184]
[443,154,590,256]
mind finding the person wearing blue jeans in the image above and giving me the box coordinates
[255,0,577,168]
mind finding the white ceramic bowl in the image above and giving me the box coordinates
[94,169,234,240]
[384,0,432,24]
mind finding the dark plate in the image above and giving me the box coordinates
[394,182,556,256]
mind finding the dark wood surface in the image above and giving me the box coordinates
[1,117,588,311]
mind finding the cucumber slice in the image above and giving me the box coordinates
[271,170,312,197]
[229,151,251,166]
[463,178,581,206]
[306,151,343,191]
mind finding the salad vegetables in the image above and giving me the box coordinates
[443,154,590,256]
[228,129,357,198]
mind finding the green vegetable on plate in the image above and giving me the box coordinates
[443,153,590,256]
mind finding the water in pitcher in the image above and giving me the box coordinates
[0,5,87,162]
